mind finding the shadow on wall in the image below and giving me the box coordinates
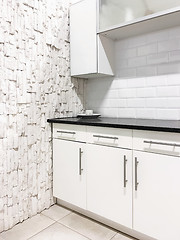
[114,26,180,79]
[86,26,180,119]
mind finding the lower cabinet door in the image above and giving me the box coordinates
[53,139,86,209]
[86,144,132,228]
[133,151,180,240]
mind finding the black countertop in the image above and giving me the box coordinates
[47,117,180,133]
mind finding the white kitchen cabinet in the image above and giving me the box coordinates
[99,0,180,31]
[53,139,86,209]
[99,1,180,40]
[86,144,132,228]
[70,0,114,78]
[133,151,180,240]
[52,122,180,240]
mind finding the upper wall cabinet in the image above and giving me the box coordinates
[99,0,180,39]
[70,0,180,78]
[70,0,114,78]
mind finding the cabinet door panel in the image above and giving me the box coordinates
[70,0,97,76]
[133,151,180,240]
[53,139,86,209]
[87,144,132,228]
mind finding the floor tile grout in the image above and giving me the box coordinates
[56,222,92,240]
[55,211,73,222]
[1,204,136,240]
[67,210,118,234]
[27,222,56,240]
[109,232,118,240]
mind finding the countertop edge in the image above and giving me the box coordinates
[47,118,180,133]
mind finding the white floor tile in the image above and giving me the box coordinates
[29,222,89,240]
[59,213,117,240]
[112,233,135,240]
[1,214,54,240]
[42,205,71,221]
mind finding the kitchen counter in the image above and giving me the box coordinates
[47,117,180,133]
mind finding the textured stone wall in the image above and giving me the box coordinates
[0,0,85,232]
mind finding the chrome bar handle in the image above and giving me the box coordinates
[135,157,139,191]
[57,131,76,135]
[144,140,180,147]
[79,148,83,175]
[93,135,118,140]
[124,155,128,188]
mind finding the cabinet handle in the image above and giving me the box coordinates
[144,140,180,147]
[93,135,118,140]
[57,130,76,135]
[124,155,128,188]
[79,148,83,175]
[135,157,139,191]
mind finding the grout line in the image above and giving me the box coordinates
[56,222,91,240]
[58,212,118,240]
[109,232,118,240]
[55,211,73,222]
[27,222,56,240]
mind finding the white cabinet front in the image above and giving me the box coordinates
[99,0,180,31]
[53,139,86,209]
[70,0,97,77]
[133,150,180,240]
[87,144,132,228]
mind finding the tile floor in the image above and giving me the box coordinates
[0,205,136,240]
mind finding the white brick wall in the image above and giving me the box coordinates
[0,0,85,233]
[86,26,180,120]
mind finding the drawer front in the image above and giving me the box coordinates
[133,130,180,156]
[53,123,86,142]
[87,126,132,149]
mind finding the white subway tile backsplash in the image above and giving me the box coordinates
[166,74,180,85]
[111,79,128,89]
[146,30,169,43]
[118,88,137,98]
[167,98,180,108]
[157,109,180,120]
[107,99,120,108]
[117,68,136,78]
[169,50,180,62]
[99,108,119,118]
[137,66,157,77]
[115,39,130,50]
[169,27,180,39]
[157,86,180,97]
[136,87,156,98]
[136,108,156,119]
[128,35,147,48]
[117,99,127,108]
[137,43,157,56]
[86,26,180,120]
[145,75,167,86]
[158,62,180,75]
[116,59,128,68]
[146,98,168,108]
[116,48,137,60]
[128,56,146,67]
[118,108,136,118]
[127,77,145,88]
[127,98,145,108]
[105,90,119,99]
[147,53,168,65]
[158,39,180,52]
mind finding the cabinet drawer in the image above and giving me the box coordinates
[87,126,132,149]
[53,123,86,142]
[133,130,180,156]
